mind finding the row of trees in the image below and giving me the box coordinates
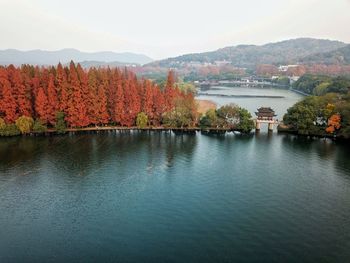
[0,62,196,135]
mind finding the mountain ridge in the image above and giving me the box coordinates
[148,38,348,69]
[0,48,153,66]
[300,44,350,65]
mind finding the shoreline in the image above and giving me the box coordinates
[277,125,349,141]
[27,126,246,136]
[1,125,348,142]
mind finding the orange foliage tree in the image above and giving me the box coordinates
[326,114,341,134]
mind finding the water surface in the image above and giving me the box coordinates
[1,132,350,262]
[196,86,303,119]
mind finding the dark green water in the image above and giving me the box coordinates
[1,132,350,262]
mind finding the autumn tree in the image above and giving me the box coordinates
[0,73,18,123]
[136,112,148,128]
[113,77,125,125]
[66,62,89,127]
[15,115,34,134]
[326,114,341,134]
[152,85,165,125]
[123,77,140,126]
[35,87,49,123]
[86,68,99,125]
[47,73,58,125]
[56,63,69,112]
[142,80,154,125]
[96,83,109,125]
[164,70,177,111]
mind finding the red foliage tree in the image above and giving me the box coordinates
[164,70,177,111]
[65,62,89,127]
[47,73,58,125]
[87,68,99,125]
[113,77,125,125]
[0,74,18,123]
[143,79,154,124]
[56,63,69,112]
[153,85,166,125]
[123,77,141,126]
[96,83,109,125]
[35,87,49,123]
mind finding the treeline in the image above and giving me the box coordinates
[282,74,350,138]
[0,62,196,135]
[292,74,350,95]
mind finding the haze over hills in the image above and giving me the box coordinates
[148,38,348,69]
[1,38,349,72]
[0,48,153,66]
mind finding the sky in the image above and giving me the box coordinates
[0,0,350,59]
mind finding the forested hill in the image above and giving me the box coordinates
[300,44,350,65]
[148,38,347,69]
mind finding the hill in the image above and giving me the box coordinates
[0,48,153,66]
[149,38,347,69]
[300,44,350,65]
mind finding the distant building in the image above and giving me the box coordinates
[278,65,299,72]
[214,60,231,66]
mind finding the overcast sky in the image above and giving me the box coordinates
[1,0,349,59]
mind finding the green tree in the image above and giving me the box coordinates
[33,119,48,133]
[15,116,34,134]
[54,112,66,133]
[162,96,197,128]
[200,109,218,128]
[176,80,196,94]
[216,104,240,128]
[237,108,254,133]
[313,82,330,96]
[136,112,148,128]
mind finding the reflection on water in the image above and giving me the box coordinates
[1,132,350,262]
[0,132,199,179]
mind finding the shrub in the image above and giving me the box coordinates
[33,119,48,133]
[136,112,148,128]
[15,116,34,134]
[0,124,21,137]
[0,118,5,130]
[54,112,66,133]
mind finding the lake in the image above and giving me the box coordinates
[1,87,350,262]
[196,85,303,120]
